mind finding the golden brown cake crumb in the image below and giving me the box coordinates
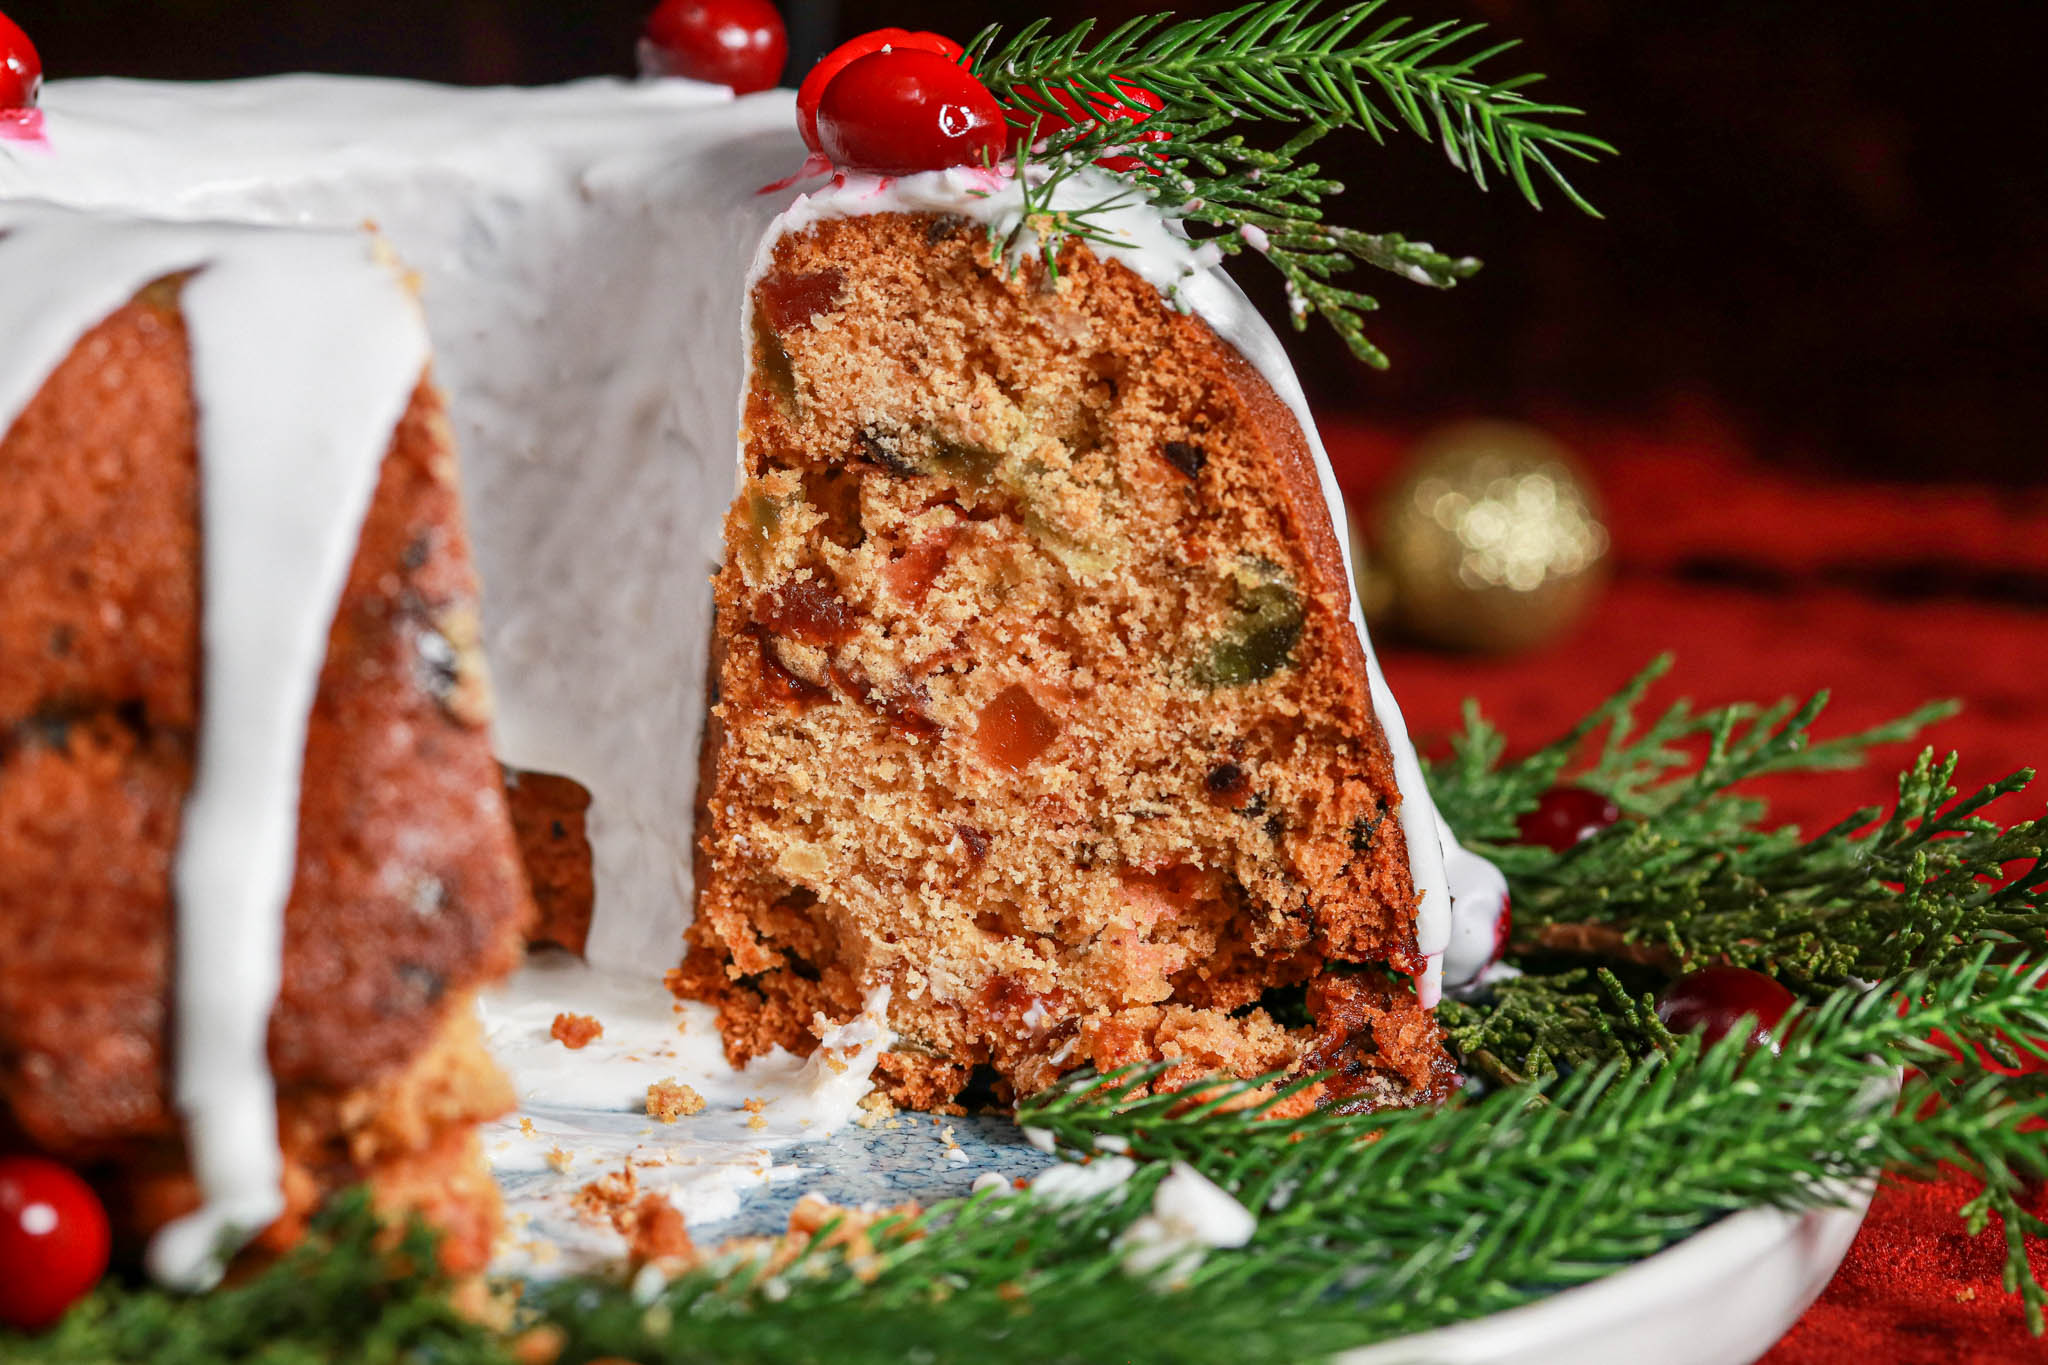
[678,212,1453,1116]
[550,1012,603,1050]
[621,1192,694,1266]
[646,1078,706,1122]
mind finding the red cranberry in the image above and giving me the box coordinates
[641,0,787,94]
[816,49,1006,177]
[795,27,962,154]
[1490,892,1514,964]
[0,10,41,111]
[0,1156,110,1331]
[1516,785,1622,852]
[1657,966,1796,1053]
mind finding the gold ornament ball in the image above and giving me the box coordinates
[1368,421,1609,653]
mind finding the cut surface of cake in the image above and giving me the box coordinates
[676,176,1457,1113]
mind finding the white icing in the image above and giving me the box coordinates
[755,164,1483,1003]
[1116,1160,1257,1283]
[1031,1154,1138,1206]
[479,953,892,1276]
[1439,839,1513,990]
[0,200,428,1288]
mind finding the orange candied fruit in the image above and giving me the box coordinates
[973,684,1059,772]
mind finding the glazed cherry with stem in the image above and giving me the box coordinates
[1657,965,1797,1054]
[1516,784,1622,853]
[641,0,787,95]
[0,1156,110,1332]
[0,8,41,112]
[815,48,1006,178]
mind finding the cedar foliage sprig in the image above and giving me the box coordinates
[1426,656,2048,998]
[533,956,2048,1359]
[23,957,2046,1359]
[963,2,1611,366]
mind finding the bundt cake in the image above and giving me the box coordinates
[0,68,1498,1285]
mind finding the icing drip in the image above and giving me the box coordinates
[0,201,429,1289]
[756,165,1490,1003]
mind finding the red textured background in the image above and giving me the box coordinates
[1328,412,2048,1364]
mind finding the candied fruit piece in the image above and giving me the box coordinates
[757,638,830,709]
[885,529,956,604]
[752,317,797,406]
[974,684,1059,772]
[1196,557,1303,687]
[758,268,847,332]
[757,578,859,646]
[930,436,1005,490]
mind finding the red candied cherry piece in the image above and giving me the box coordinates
[756,268,846,332]
[974,684,1060,772]
[1657,966,1796,1053]
[796,27,962,154]
[0,1156,110,1332]
[756,578,859,646]
[642,0,788,95]
[816,48,1006,177]
[0,9,41,112]
[1516,784,1621,853]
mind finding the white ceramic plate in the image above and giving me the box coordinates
[1340,1189,1871,1365]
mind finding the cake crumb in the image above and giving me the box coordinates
[518,1116,538,1139]
[550,1012,603,1049]
[748,1114,769,1130]
[574,1165,638,1221]
[546,1146,574,1172]
[647,1078,707,1122]
[622,1192,695,1266]
[854,1089,897,1129]
[1956,1287,1978,1303]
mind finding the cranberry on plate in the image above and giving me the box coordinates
[0,1155,110,1332]
[814,48,1006,177]
[1657,965,1797,1053]
[1517,784,1622,852]
[641,0,787,95]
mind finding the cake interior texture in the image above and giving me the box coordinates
[0,280,528,1270]
[677,213,1454,1113]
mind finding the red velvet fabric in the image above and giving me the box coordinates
[1325,413,2048,1363]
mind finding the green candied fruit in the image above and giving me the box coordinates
[753,317,798,408]
[1196,557,1304,687]
[929,436,1006,490]
[737,489,793,581]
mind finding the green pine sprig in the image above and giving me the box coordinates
[962,2,1613,367]
[1426,655,2048,996]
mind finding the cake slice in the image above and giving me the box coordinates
[677,205,1456,1113]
